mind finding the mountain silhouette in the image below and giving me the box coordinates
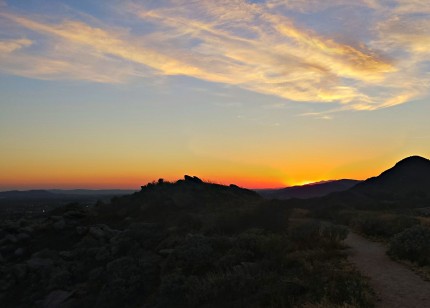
[352,156,430,199]
[96,176,262,225]
[0,190,57,199]
[257,179,360,199]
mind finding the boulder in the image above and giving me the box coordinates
[16,232,30,241]
[184,175,203,183]
[95,247,110,261]
[14,247,26,257]
[48,269,72,290]
[19,226,34,234]
[63,210,87,219]
[88,267,104,281]
[53,219,66,230]
[12,263,27,279]
[4,234,18,243]
[76,226,88,236]
[26,257,54,270]
[158,249,175,256]
[89,225,118,239]
[59,250,75,260]
[32,249,58,259]
[43,290,74,308]
[89,226,105,239]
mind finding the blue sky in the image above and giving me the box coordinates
[0,0,429,189]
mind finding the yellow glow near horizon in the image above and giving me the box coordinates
[0,1,430,190]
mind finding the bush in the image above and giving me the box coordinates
[170,235,216,274]
[290,220,321,248]
[321,224,349,244]
[352,214,419,239]
[388,225,430,265]
[210,202,290,235]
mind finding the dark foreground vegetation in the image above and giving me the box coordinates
[310,156,430,276]
[0,177,374,307]
[320,209,430,268]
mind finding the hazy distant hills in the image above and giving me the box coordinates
[0,189,136,200]
[0,189,138,217]
[257,179,361,199]
[48,189,136,196]
[352,156,430,199]
[0,190,58,199]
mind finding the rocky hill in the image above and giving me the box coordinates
[258,179,360,199]
[352,156,430,199]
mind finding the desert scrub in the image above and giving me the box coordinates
[290,221,348,249]
[351,214,419,239]
[388,225,430,266]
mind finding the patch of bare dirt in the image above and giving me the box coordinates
[345,232,430,308]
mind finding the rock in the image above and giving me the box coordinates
[43,290,74,308]
[12,263,27,279]
[14,247,25,257]
[89,225,117,239]
[32,249,58,259]
[59,250,75,260]
[89,226,105,239]
[88,267,104,281]
[48,270,71,290]
[4,234,18,243]
[95,247,110,261]
[158,248,175,256]
[53,219,66,230]
[33,222,49,231]
[16,232,30,241]
[18,218,28,227]
[19,226,34,234]
[86,246,110,261]
[26,257,54,270]
[184,175,203,183]
[63,210,86,219]
[76,226,88,236]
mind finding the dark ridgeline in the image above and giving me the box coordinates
[352,155,430,198]
[299,155,430,211]
[1,156,430,307]
[257,179,361,199]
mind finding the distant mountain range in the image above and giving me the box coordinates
[2,155,430,204]
[0,189,136,200]
[257,155,430,202]
[352,155,430,199]
[257,179,361,199]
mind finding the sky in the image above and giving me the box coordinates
[1,0,430,190]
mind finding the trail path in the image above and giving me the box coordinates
[344,232,430,308]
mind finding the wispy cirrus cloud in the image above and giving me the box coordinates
[0,0,429,111]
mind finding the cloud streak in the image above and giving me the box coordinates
[0,0,429,111]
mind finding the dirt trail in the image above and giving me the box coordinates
[344,232,430,308]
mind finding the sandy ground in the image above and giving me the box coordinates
[344,232,430,308]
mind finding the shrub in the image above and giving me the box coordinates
[352,214,419,239]
[170,235,216,274]
[321,224,349,244]
[290,220,321,248]
[388,225,430,265]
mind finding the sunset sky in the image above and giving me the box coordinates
[1,0,430,190]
